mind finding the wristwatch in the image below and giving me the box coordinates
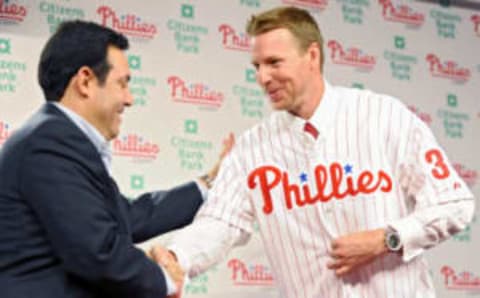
[385,228,402,252]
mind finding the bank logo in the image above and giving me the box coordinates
[96,5,157,39]
[130,175,145,190]
[227,258,274,286]
[408,105,432,126]
[0,38,10,54]
[167,75,224,108]
[0,121,11,145]
[472,14,480,36]
[128,55,141,70]
[218,24,250,51]
[185,119,198,134]
[426,54,470,82]
[246,68,256,83]
[327,40,376,69]
[0,0,27,23]
[112,134,159,159]
[441,266,480,291]
[181,4,194,19]
[282,0,328,10]
[378,0,425,26]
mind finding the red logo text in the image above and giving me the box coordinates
[379,0,425,26]
[167,76,224,108]
[218,24,250,51]
[0,0,27,22]
[248,163,392,215]
[227,258,274,286]
[426,54,470,82]
[327,40,376,69]
[113,134,159,159]
[97,6,157,39]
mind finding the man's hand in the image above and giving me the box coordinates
[202,133,235,186]
[327,228,388,276]
[149,245,184,298]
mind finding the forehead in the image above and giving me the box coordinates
[250,28,300,60]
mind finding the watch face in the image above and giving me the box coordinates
[387,233,401,251]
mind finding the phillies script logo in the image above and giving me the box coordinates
[472,14,480,36]
[327,40,376,69]
[112,134,159,159]
[167,76,224,108]
[0,121,11,145]
[441,266,480,291]
[408,105,432,126]
[218,24,250,52]
[426,54,471,82]
[378,0,425,26]
[0,0,27,22]
[97,6,157,39]
[282,0,328,10]
[227,258,274,286]
[248,163,392,214]
[453,163,478,188]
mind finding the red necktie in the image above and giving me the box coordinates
[304,122,319,139]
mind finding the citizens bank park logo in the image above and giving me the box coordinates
[0,0,27,23]
[472,14,480,36]
[378,0,425,26]
[96,6,157,39]
[112,134,159,159]
[408,105,432,126]
[441,266,480,291]
[426,54,470,82]
[327,40,376,70]
[0,121,11,145]
[218,24,250,51]
[167,76,224,108]
[453,163,477,188]
[282,0,328,10]
[228,258,274,286]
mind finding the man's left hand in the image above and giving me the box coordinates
[327,228,388,276]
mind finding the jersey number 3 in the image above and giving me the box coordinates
[425,149,450,180]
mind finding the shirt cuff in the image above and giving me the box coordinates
[159,265,177,296]
[194,179,209,201]
[388,218,425,262]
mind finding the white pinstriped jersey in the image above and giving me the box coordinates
[172,81,475,298]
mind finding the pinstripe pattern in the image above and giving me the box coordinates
[196,82,474,298]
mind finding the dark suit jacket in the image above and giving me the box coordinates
[0,104,203,298]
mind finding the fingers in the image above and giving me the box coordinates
[149,246,185,284]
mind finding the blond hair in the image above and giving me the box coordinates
[246,6,325,71]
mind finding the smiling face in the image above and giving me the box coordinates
[251,28,321,117]
[87,46,133,140]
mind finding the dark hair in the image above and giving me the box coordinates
[38,20,129,102]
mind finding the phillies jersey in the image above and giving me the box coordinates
[173,81,474,298]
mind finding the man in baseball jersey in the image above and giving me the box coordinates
[150,6,475,298]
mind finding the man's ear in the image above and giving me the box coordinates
[74,66,96,99]
[307,42,321,70]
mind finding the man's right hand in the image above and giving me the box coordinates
[149,245,184,298]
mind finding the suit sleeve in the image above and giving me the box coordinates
[19,140,169,298]
[124,182,203,243]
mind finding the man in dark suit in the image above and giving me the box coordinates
[0,20,227,298]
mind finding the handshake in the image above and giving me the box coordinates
[147,245,185,298]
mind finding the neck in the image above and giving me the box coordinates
[291,76,325,120]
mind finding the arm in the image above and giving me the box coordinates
[387,112,475,261]
[151,142,253,277]
[328,99,475,276]
[20,138,169,297]
[128,132,236,243]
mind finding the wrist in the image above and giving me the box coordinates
[198,174,213,189]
